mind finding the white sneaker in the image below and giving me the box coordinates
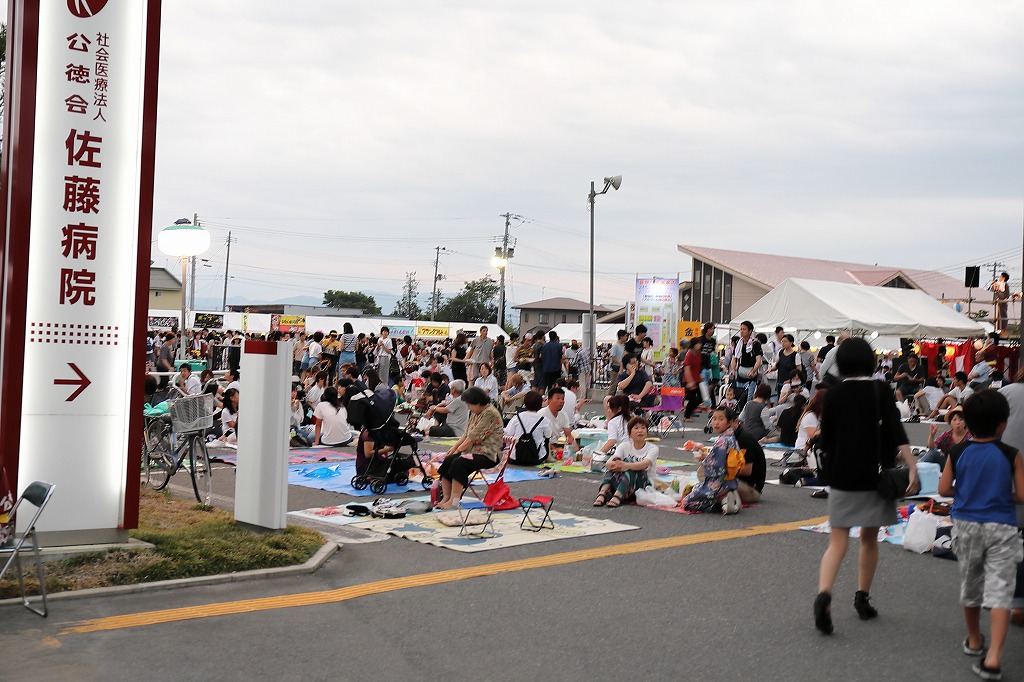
[722,490,741,515]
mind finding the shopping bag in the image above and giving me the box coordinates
[482,474,519,510]
[903,511,939,553]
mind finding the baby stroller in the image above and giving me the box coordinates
[351,422,433,495]
[704,375,748,434]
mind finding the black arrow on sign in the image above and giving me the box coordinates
[54,362,91,401]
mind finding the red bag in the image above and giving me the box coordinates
[482,474,519,511]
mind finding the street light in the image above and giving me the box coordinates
[491,246,512,327]
[158,218,210,360]
[587,175,621,392]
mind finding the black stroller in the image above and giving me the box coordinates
[351,420,433,495]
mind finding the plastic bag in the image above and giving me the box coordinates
[903,511,939,553]
[417,416,434,432]
[634,485,678,507]
[699,381,710,404]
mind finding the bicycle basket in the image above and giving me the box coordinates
[169,394,215,433]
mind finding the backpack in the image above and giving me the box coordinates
[513,414,545,465]
[346,385,397,431]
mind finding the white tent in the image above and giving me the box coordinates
[548,323,622,344]
[732,278,986,339]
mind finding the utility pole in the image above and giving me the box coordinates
[221,231,232,312]
[431,246,448,321]
[495,213,518,329]
[189,212,199,313]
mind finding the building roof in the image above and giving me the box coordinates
[677,244,973,301]
[513,297,618,312]
[149,267,181,290]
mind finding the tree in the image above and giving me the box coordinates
[392,271,422,319]
[322,290,381,315]
[436,276,499,323]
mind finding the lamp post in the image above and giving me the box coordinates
[492,213,517,329]
[158,218,210,360]
[587,176,621,391]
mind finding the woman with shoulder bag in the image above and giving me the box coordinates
[813,337,919,635]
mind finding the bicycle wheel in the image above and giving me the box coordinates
[188,436,213,505]
[145,421,174,490]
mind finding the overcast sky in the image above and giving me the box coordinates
[17,1,1024,314]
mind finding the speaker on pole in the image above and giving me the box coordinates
[965,266,980,288]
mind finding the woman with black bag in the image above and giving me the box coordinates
[813,337,919,635]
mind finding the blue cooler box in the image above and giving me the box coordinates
[576,429,609,451]
[917,462,941,496]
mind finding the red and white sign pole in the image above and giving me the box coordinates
[0,0,162,543]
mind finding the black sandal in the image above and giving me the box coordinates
[606,494,624,508]
[593,492,610,507]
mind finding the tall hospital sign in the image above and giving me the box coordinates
[1,1,162,543]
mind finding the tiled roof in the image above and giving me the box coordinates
[677,244,973,301]
[513,297,618,312]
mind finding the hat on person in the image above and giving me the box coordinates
[944,405,964,423]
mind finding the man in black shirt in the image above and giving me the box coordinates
[731,415,766,503]
[816,335,835,364]
[624,324,647,356]
[894,352,926,402]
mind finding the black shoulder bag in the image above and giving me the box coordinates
[873,381,910,499]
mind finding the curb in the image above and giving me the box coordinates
[0,540,340,607]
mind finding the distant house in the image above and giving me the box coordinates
[676,244,975,325]
[513,297,618,337]
[149,266,182,309]
[225,304,363,317]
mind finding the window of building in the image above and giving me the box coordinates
[561,314,566,324]
[523,312,529,323]
[539,312,549,324]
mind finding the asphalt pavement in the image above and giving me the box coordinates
[3,417,1020,682]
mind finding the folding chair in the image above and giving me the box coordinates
[518,495,555,532]
[464,438,513,504]
[0,481,56,617]
[456,499,496,537]
[642,386,686,436]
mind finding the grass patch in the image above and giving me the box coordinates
[0,488,323,599]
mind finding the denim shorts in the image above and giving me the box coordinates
[952,520,1024,610]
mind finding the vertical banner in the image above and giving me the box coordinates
[635,277,679,361]
[0,0,162,539]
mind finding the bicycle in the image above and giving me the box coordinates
[142,392,216,505]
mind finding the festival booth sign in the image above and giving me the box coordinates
[547,323,622,345]
[147,314,179,330]
[270,314,305,334]
[416,325,450,339]
[677,321,702,346]
[0,0,162,542]
[635,277,679,361]
[733,279,986,339]
[192,312,224,329]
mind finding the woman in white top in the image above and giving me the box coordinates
[594,415,659,507]
[796,390,825,472]
[503,390,551,463]
[596,395,631,458]
[313,386,354,446]
[220,388,239,444]
[473,362,500,403]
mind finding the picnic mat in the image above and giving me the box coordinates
[352,509,639,552]
[799,519,906,545]
[556,458,695,475]
[209,446,355,466]
[287,462,548,497]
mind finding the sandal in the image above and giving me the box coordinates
[963,635,986,657]
[593,492,609,507]
[606,494,624,508]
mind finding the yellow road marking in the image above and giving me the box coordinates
[61,515,826,635]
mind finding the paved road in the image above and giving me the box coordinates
[3,419,1021,681]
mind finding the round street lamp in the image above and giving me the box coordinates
[158,219,210,360]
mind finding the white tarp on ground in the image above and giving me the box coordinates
[733,278,986,339]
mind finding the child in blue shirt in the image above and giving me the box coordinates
[939,389,1024,681]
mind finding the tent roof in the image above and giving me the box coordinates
[733,278,985,339]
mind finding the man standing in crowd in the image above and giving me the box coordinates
[816,332,848,389]
[624,324,647,356]
[540,330,564,390]
[607,330,628,395]
[468,326,494,382]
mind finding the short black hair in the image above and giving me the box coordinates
[714,405,736,422]
[954,371,969,385]
[962,389,1009,439]
[460,386,491,406]
[754,384,772,400]
[635,324,647,335]
[547,386,565,399]
[622,353,637,365]
[826,335,836,343]
[836,337,875,378]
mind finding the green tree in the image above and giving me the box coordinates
[322,289,381,315]
[436,276,499,323]
[392,272,422,319]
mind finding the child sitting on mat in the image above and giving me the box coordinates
[682,406,739,513]
[593,416,658,508]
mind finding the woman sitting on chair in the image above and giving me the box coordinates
[435,387,505,509]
